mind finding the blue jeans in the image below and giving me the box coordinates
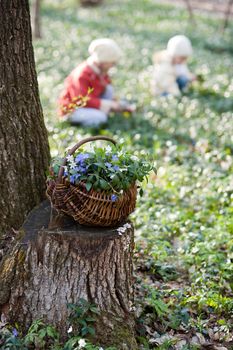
[68,85,114,127]
[176,75,190,92]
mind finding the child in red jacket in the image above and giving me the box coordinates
[58,38,126,127]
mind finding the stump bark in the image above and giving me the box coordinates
[0,201,138,349]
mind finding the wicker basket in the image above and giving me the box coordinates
[46,136,137,227]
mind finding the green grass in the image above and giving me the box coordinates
[34,0,233,348]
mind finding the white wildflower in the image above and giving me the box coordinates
[78,338,86,348]
[105,145,112,153]
[117,150,124,157]
[69,161,77,169]
[99,348,104,350]
[124,223,131,229]
[117,226,127,235]
[117,223,131,235]
[66,154,74,162]
[67,326,72,333]
[131,155,139,161]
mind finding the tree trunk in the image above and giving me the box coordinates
[0,201,138,349]
[184,0,195,23]
[0,0,50,236]
[221,0,233,32]
[80,0,103,7]
[31,0,42,39]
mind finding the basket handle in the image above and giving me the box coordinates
[57,136,117,183]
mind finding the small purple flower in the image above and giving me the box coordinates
[79,166,87,174]
[62,166,68,177]
[111,194,118,202]
[105,162,112,168]
[112,155,119,161]
[75,153,89,163]
[74,165,87,174]
[70,174,80,184]
[113,165,120,171]
[70,175,76,184]
[12,328,18,337]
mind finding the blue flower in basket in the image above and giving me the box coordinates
[105,162,112,168]
[112,154,119,161]
[70,174,81,184]
[111,194,118,202]
[80,166,87,174]
[75,153,89,163]
[75,165,87,174]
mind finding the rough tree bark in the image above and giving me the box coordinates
[0,201,138,349]
[0,0,50,236]
[31,0,42,39]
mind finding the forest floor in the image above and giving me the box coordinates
[2,0,233,349]
[36,1,233,347]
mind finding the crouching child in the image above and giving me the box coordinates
[152,35,196,96]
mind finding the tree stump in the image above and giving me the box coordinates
[0,201,138,349]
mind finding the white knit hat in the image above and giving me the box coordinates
[88,38,122,63]
[167,35,193,57]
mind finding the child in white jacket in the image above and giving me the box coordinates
[152,35,195,96]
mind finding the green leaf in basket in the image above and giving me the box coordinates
[94,162,105,169]
[93,179,100,190]
[111,174,120,186]
[85,182,92,191]
[87,175,96,182]
[99,179,109,190]
[53,164,60,175]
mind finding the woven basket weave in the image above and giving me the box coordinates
[46,136,137,227]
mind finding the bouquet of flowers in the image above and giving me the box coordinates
[47,136,155,227]
[61,88,93,115]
